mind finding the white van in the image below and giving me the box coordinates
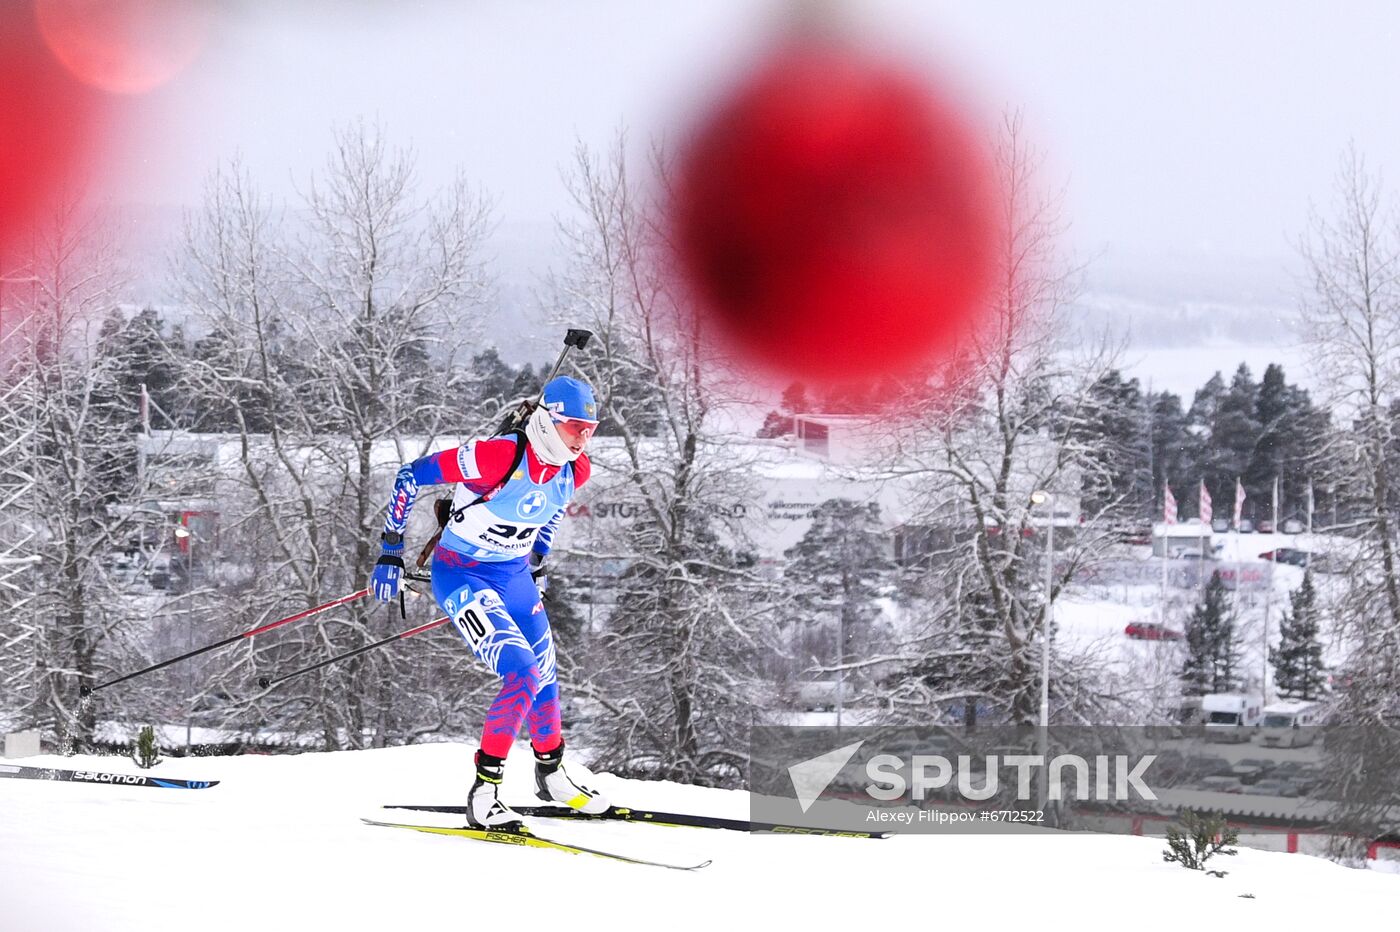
[1258,699,1325,748]
[1203,694,1263,743]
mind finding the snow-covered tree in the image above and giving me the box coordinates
[1180,572,1240,696]
[0,201,181,747]
[1207,364,1261,504]
[172,124,495,749]
[780,499,896,714]
[1270,571,1327,700]
[547,135,780,786]
[1075,369,1152,518]
[1146,389,1189,518]
[1297,147,1400,728]
[879,114,1122,726]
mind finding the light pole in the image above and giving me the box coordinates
[1031,489,1054,816]
[174,525,193,755]
[1030,490,1054,728]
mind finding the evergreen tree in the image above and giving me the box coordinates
[781,499,894,700]
[188,326,283,432]
[112,308,187,428]
[464,346,519,415]
[1076,369,1151,517]
[1180,572,1241,695]
[1183,373,1225,504]
[756,381,808,438]
[1209,365,1261,504]
[781,381,809,414]
[1247,364,1329,521]
[1147,390,1189,514]
[1271,571,1328,700]
[756,410,793,439]
[1245,363,1288,513]
[507,361,540,403]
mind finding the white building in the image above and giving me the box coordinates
[135,413,1082,568]
[1152,520,1213,558]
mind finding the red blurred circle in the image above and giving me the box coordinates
[0,5,104,260]
[35,0,213,96]
[671,39,998,386]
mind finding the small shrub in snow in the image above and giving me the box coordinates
[1163,810,1238,877]
[131,725,162,770]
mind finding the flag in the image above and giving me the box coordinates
[1164,482,1178,525]
[1199,479,1212,525]
[1233,477,1246,529]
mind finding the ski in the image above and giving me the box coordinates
[0,763,218,790]
[383,803,889,839]
[360,817,711,871]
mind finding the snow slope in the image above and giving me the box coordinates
[0,744,1393,931]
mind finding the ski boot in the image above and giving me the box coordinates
[466,749,524,831]
[533,741,610,814]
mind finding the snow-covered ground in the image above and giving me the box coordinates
[1,744,1394,931]
[1055,530,1353,719]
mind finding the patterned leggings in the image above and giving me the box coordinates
[431,551,561,758]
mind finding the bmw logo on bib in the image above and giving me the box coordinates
[518,490,548,519]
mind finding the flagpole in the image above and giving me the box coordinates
[1264,474,1280,704]
[1272,475,1280,532]
[1262,557,1273,704]
[1306,478,1314,535]
[1161,481,1173,627]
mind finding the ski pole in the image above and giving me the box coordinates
[81,587,372,696]
[255,615,450,690]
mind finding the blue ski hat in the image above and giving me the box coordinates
[541,376,599,423]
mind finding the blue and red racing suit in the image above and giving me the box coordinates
[382,434,589,758]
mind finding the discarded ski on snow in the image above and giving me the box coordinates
[383,803,889,838]
[0,763,218,790]
[361,817,711,871]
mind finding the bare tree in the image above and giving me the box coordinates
[1298,147,1400,726]
[880,113,1123,727]
[1293,150,1400,863]
[172,123,495,748]
[546,136,780,785]
[0,199,173,746]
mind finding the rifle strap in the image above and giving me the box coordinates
[415,430,528,568]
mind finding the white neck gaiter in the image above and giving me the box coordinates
[525,405,576,466]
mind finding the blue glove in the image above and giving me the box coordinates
[371,537,405,603]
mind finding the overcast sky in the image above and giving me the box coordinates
[90,0,1400,348]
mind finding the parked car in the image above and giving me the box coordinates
[1282,518,1304,534]
[1260,547,1314,567]
[1211,517,1231,533]
[1292,766,1326,794]
[1124,621,1184,641]
[1115,524,1153,546]
[1238,519,1255,533]
[1200,774,1245,794]
[1188,756,1236,779]
[1257,519,1275,533]
[1231,758,1276,784]
[1243,778,1300,798]
[1269,761,1320,791]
